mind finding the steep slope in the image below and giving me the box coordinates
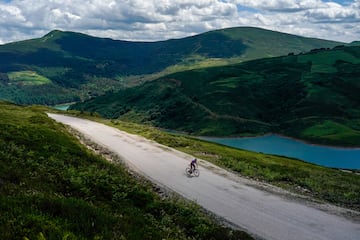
[0,101,252,239]
[71,45,360,146]
[0,27,342,105]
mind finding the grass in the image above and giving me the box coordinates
[71,46,360,147]
[72,114,360,211]
[162,56,244,74]
[0,101,253,240]
[220,27,342,59]
[302,120,349,136]
[300,120,360,145]
[8,71,51,85]
[298,49,360,73]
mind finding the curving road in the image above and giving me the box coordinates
[48,113,360,240]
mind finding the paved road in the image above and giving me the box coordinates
[48,113,360,240]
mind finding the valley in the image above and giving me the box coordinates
[1,25,360,240]
[71,45,360,147]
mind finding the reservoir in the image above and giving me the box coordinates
[52,104,71,111]
[201,135,360,170]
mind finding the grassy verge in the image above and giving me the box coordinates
[71,113,360,211]
[0,102,252,240]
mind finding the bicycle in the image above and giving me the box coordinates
[185,165,200,177]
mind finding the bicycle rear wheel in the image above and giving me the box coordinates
[185,167,191,176]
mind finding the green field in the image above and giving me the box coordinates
[8,71,51,85]
[301,120,360,145]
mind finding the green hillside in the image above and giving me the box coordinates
[1,101,359,239]
[0,101,252,239]
[0,27,342,105]
[71,45,360,147]
[217,27,342,59]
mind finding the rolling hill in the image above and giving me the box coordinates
[0,27,342,105]
[70,45,360,146]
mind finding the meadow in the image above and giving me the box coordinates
[8,71,51,85]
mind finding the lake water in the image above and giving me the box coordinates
[201,135,360,170]
[52,104,71,111]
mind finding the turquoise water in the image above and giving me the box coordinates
[52,104,70,111]
[201,135,360,170]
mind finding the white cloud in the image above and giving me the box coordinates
[305,2,360,23]
[0,4,27,28]
[0,0,359,44]
[233,0,323,12]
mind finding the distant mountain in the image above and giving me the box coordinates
[0,27,342,105]
[349,41,360,46]
[71,45,360,146]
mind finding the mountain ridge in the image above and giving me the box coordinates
[0,26,343,105]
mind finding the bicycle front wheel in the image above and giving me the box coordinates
[193,169,200,177]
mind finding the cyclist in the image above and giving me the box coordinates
[190,158,197,173]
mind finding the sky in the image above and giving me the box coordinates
[0,0,359,44]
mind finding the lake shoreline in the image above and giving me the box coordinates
[51,102,75,111]
[199,134,360,170]
[198,133,360,150]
